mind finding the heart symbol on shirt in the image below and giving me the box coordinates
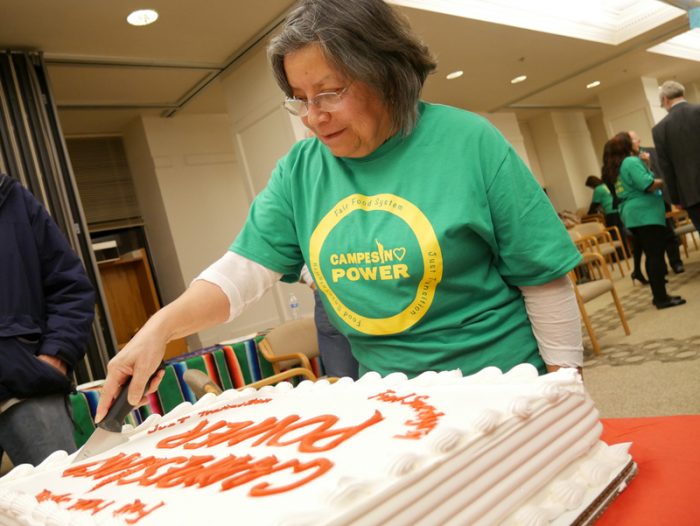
[393,248,406,261]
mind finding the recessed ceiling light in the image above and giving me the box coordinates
[586,80,601,89]
[510,75,527,84]
[446,70,464,80]
[127,9,159,26]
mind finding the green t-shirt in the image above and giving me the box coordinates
[232,102,581,377]
[615,156,665,228]
[591,184,616,214]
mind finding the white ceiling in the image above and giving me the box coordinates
[1,0,699,136]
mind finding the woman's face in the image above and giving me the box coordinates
[283,44,394,158]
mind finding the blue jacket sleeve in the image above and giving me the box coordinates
[26,191,96,369]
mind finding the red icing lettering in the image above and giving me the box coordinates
[148,416,191,434]
[248,458,333,496]
[197,397,272,417]
[265,411,384,452]
[68,498,114,514]
[368,390,444,439]
[61,410,381,500]
[65,452,333,497]
[155,454,257,488]
[35,489,72,504]
[155,412,383,452]
[113,499,166,524]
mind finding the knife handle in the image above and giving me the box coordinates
[98,362,165,433]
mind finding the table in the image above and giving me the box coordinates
[596,414,700,525]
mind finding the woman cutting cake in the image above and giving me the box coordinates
[97,0,583,421]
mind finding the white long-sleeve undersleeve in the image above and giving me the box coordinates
[194,251,282,322]
[519,276,583,368]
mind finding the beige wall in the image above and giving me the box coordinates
[519,121,545,187]
[527,112,599,212]
[686,81,700,103]
[598,77,657,143]
[586,113,607,167]
[480,111,534,176]
[220,45,316,331]
[123,119,185,304]
[124,112,255,348]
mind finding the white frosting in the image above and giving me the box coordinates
[0,365,632,526]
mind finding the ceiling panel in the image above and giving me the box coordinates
[1,0,699,135]
[47,65,213,106]
[1,0,295,65]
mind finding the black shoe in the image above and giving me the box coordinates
[653,296,686,309]
[630,272,649,285]
[672,263,685,274]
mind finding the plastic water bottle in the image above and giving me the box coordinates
[289,293,300,320]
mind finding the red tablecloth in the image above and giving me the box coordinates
[596,415,700,525]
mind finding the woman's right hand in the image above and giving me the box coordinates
[94,323,167,423]
[94,280,231,422]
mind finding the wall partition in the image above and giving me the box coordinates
[0,50,115,382]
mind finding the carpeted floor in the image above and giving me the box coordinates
[2,238,698,476]
[580,237,700,418]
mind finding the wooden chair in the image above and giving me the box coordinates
[570,222,630,277]
[184,319,335,400]
[667,209,698,258]
[183,363,319,400]
[258,317,324,378]
[569,252,630,355]
[580,212,605,224]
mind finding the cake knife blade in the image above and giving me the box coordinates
[72,363,164,464]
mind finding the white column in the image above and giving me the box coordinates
[528,111,600,212]
[598,76,660,146]
[685,80,700,103]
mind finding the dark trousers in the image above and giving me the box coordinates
[685,203,700,234]
[629,225,670,302]
[664,219,682,268]
[628,221,682,276]
[313,290,359,379]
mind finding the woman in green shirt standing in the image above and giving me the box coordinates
[603,132,685,309]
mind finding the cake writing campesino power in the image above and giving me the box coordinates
[0,364,636,526]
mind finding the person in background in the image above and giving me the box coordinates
[585,174,645,283]
[299,126,360,380]
[96,0,584,421]
[652,80,700,233]
[630,130,684,275]
[603,133,685,309]
[585,175,620,229]
[0,174,95,467]
[300,266,359,379]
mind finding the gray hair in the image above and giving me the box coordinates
[268,0,437,136]
[659,80,685,103]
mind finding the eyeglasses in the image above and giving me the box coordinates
[282,85,351,117]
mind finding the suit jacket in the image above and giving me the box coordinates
[651,101,700,208]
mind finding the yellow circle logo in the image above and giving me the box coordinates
[309,194,443,335]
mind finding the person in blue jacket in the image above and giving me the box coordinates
[0,174,95,467]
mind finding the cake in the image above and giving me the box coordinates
[0,365,636,525]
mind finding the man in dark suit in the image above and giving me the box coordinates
[652,80,700,232]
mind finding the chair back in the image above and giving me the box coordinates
[258,317,319,371]
[571,222,603,238]
[569,252,630,354]
[568,229,582,243]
